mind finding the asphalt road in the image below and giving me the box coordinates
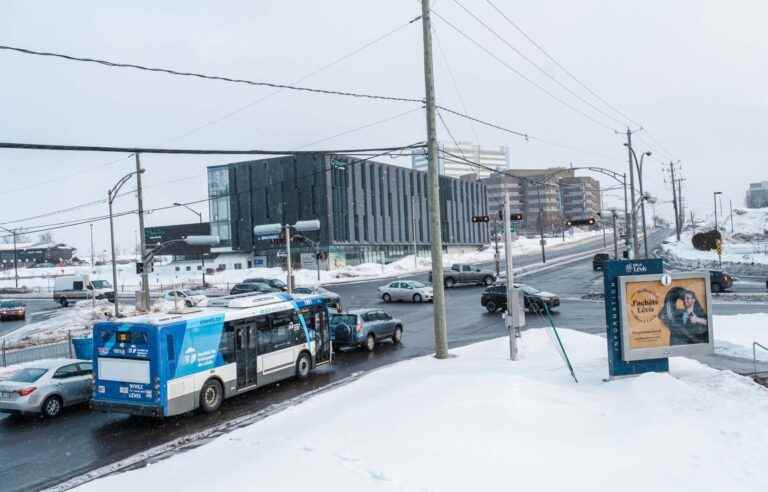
[2,229,767,492]
[0,299,61,339]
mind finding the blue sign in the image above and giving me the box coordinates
[603,259,669,378]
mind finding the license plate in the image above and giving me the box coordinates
[0,391,14,400]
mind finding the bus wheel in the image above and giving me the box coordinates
[296,352,312,379]
[199,379,223,413]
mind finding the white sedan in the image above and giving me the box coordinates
[378,280,433,303]
[164,289,207,307]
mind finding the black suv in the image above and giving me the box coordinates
[709,270,733,293]
[242,278,288,291]
[481,283,560,314]
[230,282,280,295]
[592,253,610,271]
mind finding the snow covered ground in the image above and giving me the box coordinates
[75,328,768,492]
[662,208,768,266]
[714,313,768,361]
[0,230,606,292]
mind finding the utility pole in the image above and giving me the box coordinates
[677,177,685,230]
[503,192,518,360]
[90,223,96,307]
[493,214,501,276]
[625,129,639,258]
[537,181,546,263]
[622,173,631,257]
[89,224,95,271]
[713,192,720,231]
[285,223,293,293]
[670,162,681,241]
[611,211,619,259]
[420,0,448,359]
[135,153,150,311]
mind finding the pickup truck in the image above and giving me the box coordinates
[429,264,497,288]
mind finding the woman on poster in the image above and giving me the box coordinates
[659,287,709,345]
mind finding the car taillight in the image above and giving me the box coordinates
[356,322,363,333]
[17,386,36,396]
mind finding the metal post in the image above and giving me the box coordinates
[637,164,649,259]
[135,154,150,311]
[411,195,418,270]
[285,224,293,293]
[626,129,639,257]
[730,199,734,234]
[493,215,500,276]
[537,182,546,263]
[612,211,619,259]
[602,220,607,247]
[90,224,96,307]
[622,173,632,257]
[670,163,681,241]
[420,0,449,359]
[503,192,518,360]
[12,230,18,289]
[713,192,719,231]
[108,191,119,318]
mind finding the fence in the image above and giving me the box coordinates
[1,333,74,367]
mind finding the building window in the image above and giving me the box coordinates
[234,263,242,270]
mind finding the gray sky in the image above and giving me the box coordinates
[2,0,766,255]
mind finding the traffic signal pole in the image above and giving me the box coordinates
[503,192,518,360]
[285,224,293,293]
[135,153,150,311]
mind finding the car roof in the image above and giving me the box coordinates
[347,308,384,315]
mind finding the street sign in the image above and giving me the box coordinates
[276,250,288,258]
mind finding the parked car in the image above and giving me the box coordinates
[0,359,93,418]
[481,283,560,314]
[243,277,288,291]
[592,253,610,271]
[709,270,734,293]
[163,289,207,307]
[0,300,26,321]
[53,274,114,307]
[330,309,403,352]
[429,263,497,288]
[378,280,433,303]
[230,282,279,295]
[292,286,342,310]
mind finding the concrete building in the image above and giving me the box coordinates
[207,153,489,269]
[0,242,75,268]
[559,176,602,220]
[746,181,768,208]
[412,142,509,179]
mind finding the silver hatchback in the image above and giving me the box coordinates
[0,358,93,418]
[378,280,434,303]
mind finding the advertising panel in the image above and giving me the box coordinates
[300,253,318,270]
[328,247,346,271]
[619,272,713,361]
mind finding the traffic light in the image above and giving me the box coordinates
[472,215,490,223]
[568,218,596,226]
[496,211,524,221]
[136,262,144,274]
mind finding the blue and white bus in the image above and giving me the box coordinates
[90,293,332,417]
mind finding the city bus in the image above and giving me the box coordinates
[90,292,332,417]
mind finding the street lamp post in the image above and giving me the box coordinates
[713,191,722,231]
[0,226,19,288]
[108,171,140,318]
[628,149,652,258]
[173,202,207,287]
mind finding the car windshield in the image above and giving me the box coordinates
[91,280,111,289]
[330,314,357,327]
[0,301,21,308]
[6,367,47,383]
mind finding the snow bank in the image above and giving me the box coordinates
[76,328,768,492]
[714,313,768,361]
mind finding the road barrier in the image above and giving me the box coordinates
[1,333,74,367]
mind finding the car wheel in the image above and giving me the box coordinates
[185,300,194,307]
[199,379,223,414]
[382,293,392,303]
[59,298,69,308]
[42,395,63,418]
[444,277,455,288]
[413,293,422,303]
[482,276,494,286]
[712,282,722,293]
[485,300,498,313]
[365,333,376,352]
[295,352,312,379]
[392,326,403,344]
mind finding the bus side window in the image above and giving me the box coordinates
[270,311,293,351]
[219,322,235,364]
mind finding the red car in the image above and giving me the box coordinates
[0,300,26,321]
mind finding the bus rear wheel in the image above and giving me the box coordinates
[199,379,223,414]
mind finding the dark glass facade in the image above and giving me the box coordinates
[207,153,489,266]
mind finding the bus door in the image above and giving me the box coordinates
[234,320,259,388]
[306,305,331,365]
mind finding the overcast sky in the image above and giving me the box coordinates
[2,0,766,255]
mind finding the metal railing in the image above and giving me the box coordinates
[1,333,74,367]
[753,341,768,377]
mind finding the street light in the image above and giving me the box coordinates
[0,225,20,288]
[713,191,722,231]
[108,171,141,318]
[173,202,207,287]
[625,144,652,258]
[254,220,321,293]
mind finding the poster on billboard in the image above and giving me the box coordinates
[619,272,713,361]
[328,247,346,271]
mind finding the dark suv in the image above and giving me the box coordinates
[230,282,279,295]
[242,278,287,291]
[481,283,560,314]
[592,253,610,271]
[709,270,733,293]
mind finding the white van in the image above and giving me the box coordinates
[53,274,114,307]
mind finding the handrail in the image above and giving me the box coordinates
[753,341,768,376]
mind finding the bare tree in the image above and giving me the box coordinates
[38,231,54,244]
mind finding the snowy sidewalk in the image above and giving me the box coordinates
[72,329,768,492]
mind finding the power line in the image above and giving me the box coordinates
[430,8,617,132]
[0,44,423,105]
[451,0,627,128]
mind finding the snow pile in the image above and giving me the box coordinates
[714,313,768,361]
[76,329,768,492]
[0,230,606,290]
[0,299,174,350]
